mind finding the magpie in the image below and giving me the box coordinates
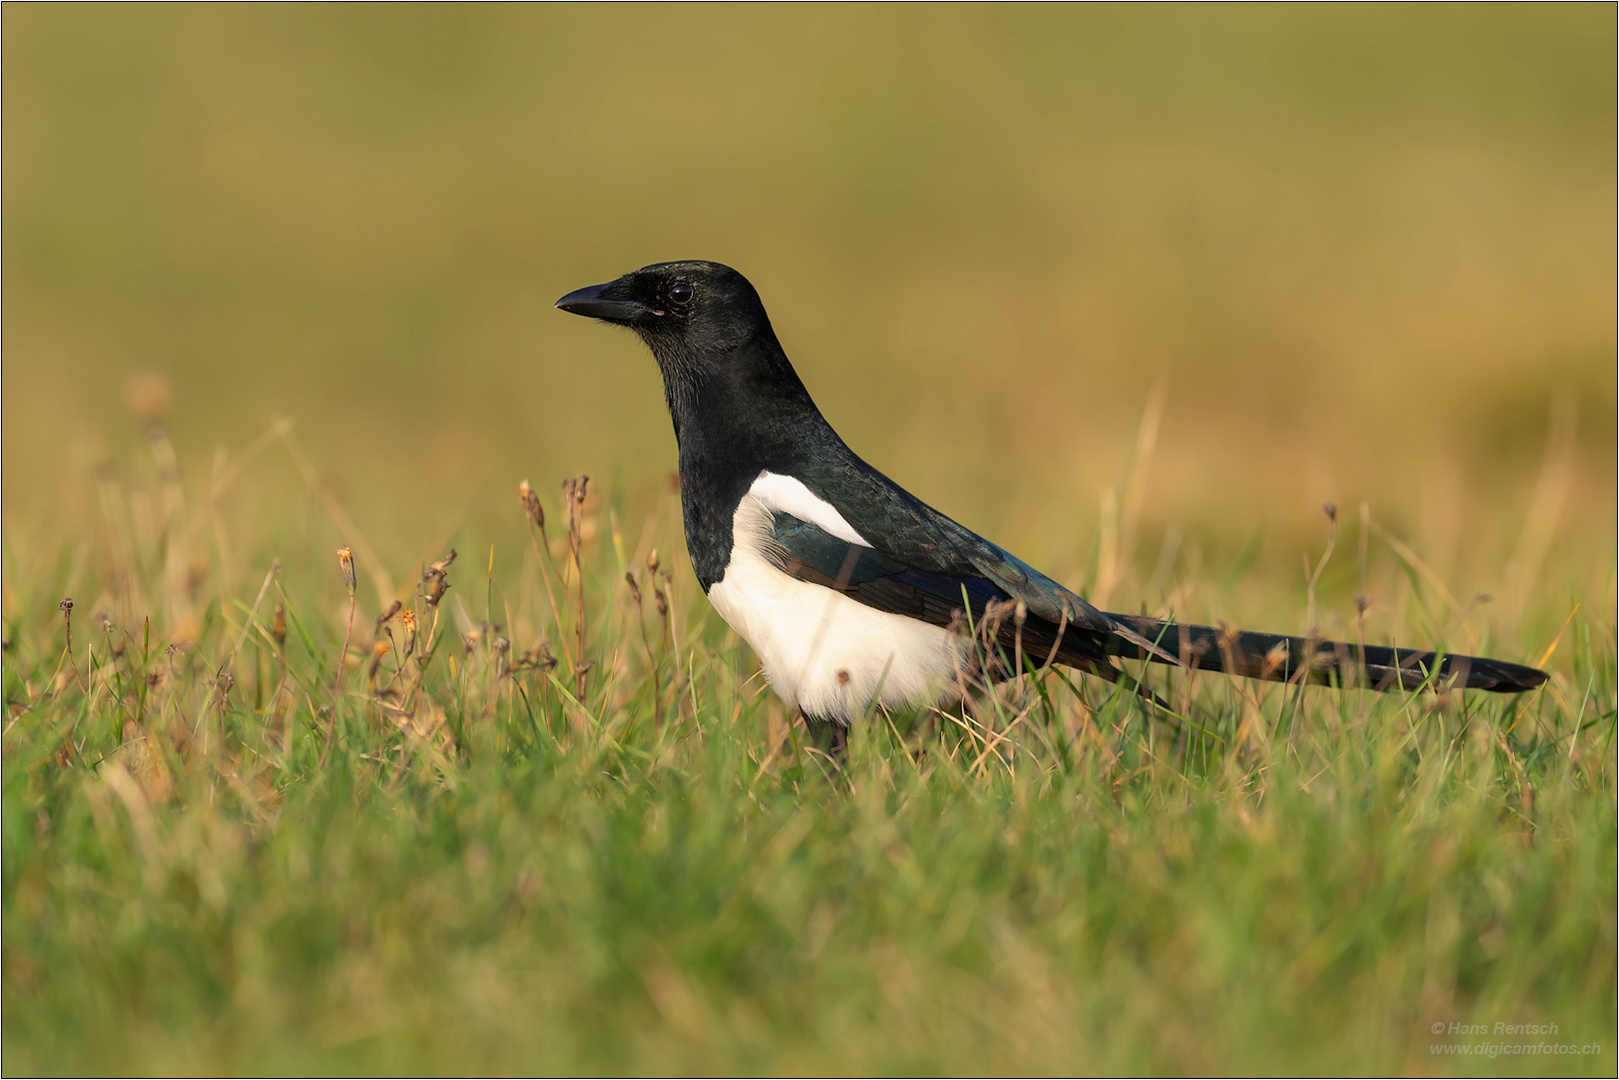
[556,260,1548,737]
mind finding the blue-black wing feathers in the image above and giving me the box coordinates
[767,510,1548,695]
[791,454,1117,635]
[766,511,1117,675]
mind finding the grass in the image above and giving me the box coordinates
[3,420,1614,1075]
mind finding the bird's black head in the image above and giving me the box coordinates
[556,259,825,460]
[555,260,771,371]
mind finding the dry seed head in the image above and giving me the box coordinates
[654,588,668,617]
[375,600,402,633]
[561,475,591,538]
[512,640,557,673]
[647,549,660,572]
[624,572,642,605]
[272,604,287,646]
[423,549,456,607]
[59,597,74,616]
[1262,641,1290,680]
[1323,502,1338,523]
[337,547,356,591]
[980,597,1017,643]
[518,480,545,528]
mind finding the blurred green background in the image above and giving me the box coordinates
[4,4,1614,603]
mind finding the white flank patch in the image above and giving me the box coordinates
[707,493,966,724]
[748,471,870,547]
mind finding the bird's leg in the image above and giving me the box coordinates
[801,713,849,762]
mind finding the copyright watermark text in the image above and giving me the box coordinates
[1427,1019,1599,1059]
[1430,1021,1561,1036]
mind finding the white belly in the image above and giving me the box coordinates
[707,485,967,724]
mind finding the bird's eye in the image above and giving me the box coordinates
[668,282,694,307]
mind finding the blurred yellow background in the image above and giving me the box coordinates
[4,6,1613,623]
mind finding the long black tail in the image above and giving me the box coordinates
[1100,614,1548,694]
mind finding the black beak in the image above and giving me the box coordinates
[555,279,647,324]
